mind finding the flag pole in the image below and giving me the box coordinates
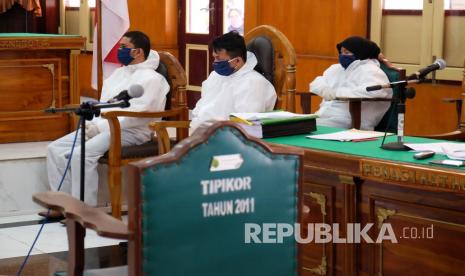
[96,0,103,95]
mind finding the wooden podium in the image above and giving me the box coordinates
[0,34,85,143]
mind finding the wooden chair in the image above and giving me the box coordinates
[420,59,465,140]
[244,24,297,112]
[33,121,303,276]
[298,55,405,131]
[97,51,188,219]
[150,25,297,154]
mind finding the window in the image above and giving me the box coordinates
[383,0,422,10]
[64,0,95,8]
[383,0,465,10]
[371,0,465,81]
[63,0,96,50]
[186,0,210,34]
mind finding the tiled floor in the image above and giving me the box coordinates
[0,214,127,275]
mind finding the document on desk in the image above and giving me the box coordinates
[307,128,392,141]
[405,142,465,160]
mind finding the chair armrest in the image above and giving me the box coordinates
[333,97,392,129]
[101,107,187,119]
[440,98,463,128]
[442,98,462,103]
[418,130,465,140]
[101,107,188,165]
[33,192,131,239]
[149,121,191,154]
[335,97,392,102]
[297,91,318,114]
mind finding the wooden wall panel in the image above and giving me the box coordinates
[405,83,462,136]
[127,0,178,55]
[246,0,368,95]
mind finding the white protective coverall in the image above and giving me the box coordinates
[310,59,393,130]
[191,51,277,130]
[47,50,169,206]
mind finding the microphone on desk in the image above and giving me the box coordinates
[108,84,144,103]
[407,58,446,80]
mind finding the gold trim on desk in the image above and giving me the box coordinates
[303,192,328,275]
[376,207,396,276]
[360,159,465,193]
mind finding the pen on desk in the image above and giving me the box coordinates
[351,137,379,142]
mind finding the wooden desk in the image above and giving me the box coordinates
[267,128,465,275]
[0,34,85,143]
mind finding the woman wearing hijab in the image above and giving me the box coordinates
[309,36,392,130]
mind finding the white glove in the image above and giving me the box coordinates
[85,122,100,140]
[318,86,337,101]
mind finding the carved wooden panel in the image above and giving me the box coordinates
[0,35,84,143]
[361,179,465,276]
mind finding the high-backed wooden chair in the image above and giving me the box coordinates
[150,25,297,154]
[245,25,297,112]
[299,55,405,131]
[98,51,188,218]
[420,59,465,140]
[33,121,303,276]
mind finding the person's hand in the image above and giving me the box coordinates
[85,122,100,140]
[319,86,336,100]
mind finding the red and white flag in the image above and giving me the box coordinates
[91,0,130,89]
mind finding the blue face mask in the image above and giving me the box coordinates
[339,54,357,69]
[117,48,135,66]
[213,59,235,76]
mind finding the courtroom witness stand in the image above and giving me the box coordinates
[40,31,170,219]
[310,36,393,130]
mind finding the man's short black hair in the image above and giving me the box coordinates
[212,31,247,62]
[123,31,151,59]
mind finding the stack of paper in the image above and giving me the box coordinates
[405,142,465,160]
[307,129,392,142]
[230,111,318,138]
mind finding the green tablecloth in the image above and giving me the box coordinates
[265,126,465,170]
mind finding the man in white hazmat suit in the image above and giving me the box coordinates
[41,31,169,218]
[191,31,276,130]
[310,36,392,130]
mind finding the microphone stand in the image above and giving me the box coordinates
[45,100,130,201]
[381,82,416,151]
[366,79,417,151]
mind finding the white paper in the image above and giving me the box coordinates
[210,154,244,172]
[233,123,263,138]
[306,129,391,141]
[404,142,465,158]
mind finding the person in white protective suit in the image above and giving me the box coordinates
[310,36,392,130]
[190,31,276,130]
[41,31,169,218]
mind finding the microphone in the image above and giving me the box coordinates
[366,80,419,92]
[108,84,144,103]
[407,59,446,80]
